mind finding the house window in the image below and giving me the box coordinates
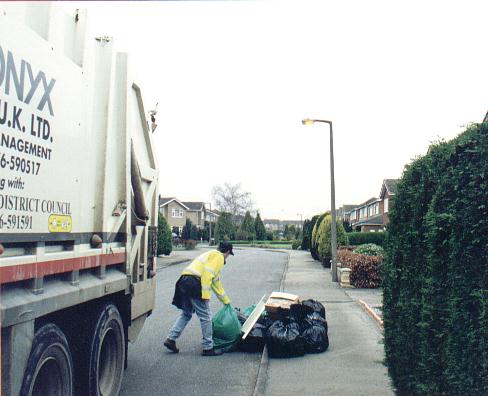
[384,198,389,213]
[172,208,184,218]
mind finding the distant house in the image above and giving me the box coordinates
[379,179,399,226]
[263,219,282,231]
[263,219,301,232]
[159,197,218,235]
[181,201,205,228]
[159,197,189,235]
[342,178,399,232]
[337,204,358,224]
[348,197,384,232]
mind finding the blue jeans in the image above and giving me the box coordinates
[168,295,213,350]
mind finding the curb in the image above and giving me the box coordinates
[252,251,290,396]
[358,299,383,328]
[157,258,191,271]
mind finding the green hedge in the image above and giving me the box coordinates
[383,124,488,395]
[345,231,385,246]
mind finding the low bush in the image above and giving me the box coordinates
[354,243,384,257]
[183,239,197,250]
[291,240,301,250]
[346,231,385,246]
[337,250,382,288]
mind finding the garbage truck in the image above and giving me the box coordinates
[0,3,159,395]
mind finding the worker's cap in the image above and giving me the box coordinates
[218,241,234,255]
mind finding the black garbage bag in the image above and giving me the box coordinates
[289,303,314,324]
[302,299,326,319]
[257,313,274,330]
[266,320,305,358]
[235,309,248,326]
[301,314,329,353]
[238,322,267,353]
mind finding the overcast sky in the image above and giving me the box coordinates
[66,0,488,220]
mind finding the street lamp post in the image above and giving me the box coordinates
[302,118,338,282]
[297,213,303,232]
[205,202,212,245]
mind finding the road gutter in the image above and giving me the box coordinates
[252,251,290,396]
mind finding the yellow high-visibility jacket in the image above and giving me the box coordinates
[182,250,231,304]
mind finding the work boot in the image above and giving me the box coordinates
[201,348,223,356]
[164,338,179,353]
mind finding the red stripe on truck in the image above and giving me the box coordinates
[0,253,126,284]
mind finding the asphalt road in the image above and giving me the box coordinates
[120,248,287,396]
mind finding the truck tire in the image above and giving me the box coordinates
[88,303,125,396]
[20,323,74,396]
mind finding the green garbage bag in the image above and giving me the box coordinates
[242,304,256,318]
[212,305,242,352]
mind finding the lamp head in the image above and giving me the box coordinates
[302,118,315,126]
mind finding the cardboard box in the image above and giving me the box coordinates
[265,292,300,315]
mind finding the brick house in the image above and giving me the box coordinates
[343,178,399,232]
[379,179,399,226]
[348,197,384,232]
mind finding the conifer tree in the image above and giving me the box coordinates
[254,212,267,240]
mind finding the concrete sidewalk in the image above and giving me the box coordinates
[262,250,393,396]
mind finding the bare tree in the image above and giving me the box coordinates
[211,183,253,222]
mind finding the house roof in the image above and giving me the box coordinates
[263,219,281,225]
[159,197,189,210]
[353,213,384,226]
[356,197,380,209]
[380,179,399,198]
[182,201,204,211]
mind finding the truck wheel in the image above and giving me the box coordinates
[20,323,74,396]
[88,304,125,396]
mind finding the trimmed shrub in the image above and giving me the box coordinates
[157,213,172,256]
[300,217,315,251]
[181,218,193,240]
[383,124,488,395]
[346,231,385,246]
[337,250,382,288]
[354,243,384,257]
[316,214,348,267]
[311,213,327,261]
[291,240,301,250]
[254,212,267,240]
[183,239,197,250]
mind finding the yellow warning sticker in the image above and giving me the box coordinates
[48,214,72,233]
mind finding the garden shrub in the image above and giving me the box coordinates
[311,213,327,261]
[354,243,384,257]
[157,213,172,256]
[291,240,301,250]
[183,239,197,250]
[383,124,488,395]
[346,231,385,246]
[316,214,348,267]
[337,249,382,288]
[301,216,317,251]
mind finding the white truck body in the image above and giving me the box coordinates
[0,3,159,395]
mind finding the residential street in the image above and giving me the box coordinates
[120,248,393,396]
